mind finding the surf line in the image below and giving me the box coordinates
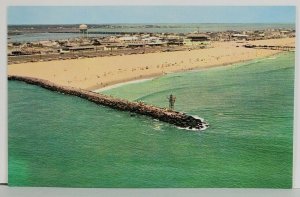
[8,75,209,131]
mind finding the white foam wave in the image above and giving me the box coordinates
[177,124,209,131]
[177,115,209,131]
[93,78,154,92]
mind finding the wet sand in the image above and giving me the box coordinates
[8,38,295,90]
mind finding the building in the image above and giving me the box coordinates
[119,36,139,42]
[104,43,126,51]
[186,33,210,42]
[164,35,184,46]
[231,34,249,40]
[184,33,210,46]
[127,42,146,48]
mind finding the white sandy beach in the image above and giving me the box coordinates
[8,38,295,90]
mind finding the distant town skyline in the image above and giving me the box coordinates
[8,6,295,25]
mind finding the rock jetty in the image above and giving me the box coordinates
[8,75,208,130]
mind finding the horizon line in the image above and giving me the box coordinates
[7,22,296,26]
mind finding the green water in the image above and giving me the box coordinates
[8,52,295,188]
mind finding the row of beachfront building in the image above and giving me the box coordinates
[8,28,295,56]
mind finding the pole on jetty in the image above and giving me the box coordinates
[168,94,176,110]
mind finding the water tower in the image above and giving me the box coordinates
[79,24,88,38]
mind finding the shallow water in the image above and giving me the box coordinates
[8,33,110,43]
[8,52,295,188]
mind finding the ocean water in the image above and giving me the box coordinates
[90,23,295,34]
[8,52,295,188]
[8,33,110,43]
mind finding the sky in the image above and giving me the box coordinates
[7,6,296,25]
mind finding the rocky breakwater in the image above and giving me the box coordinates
[8,75,209,130]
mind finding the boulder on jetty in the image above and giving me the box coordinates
[8,75,209,131]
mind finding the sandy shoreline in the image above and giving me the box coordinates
[94,52,281,93]
[8,38,295,90]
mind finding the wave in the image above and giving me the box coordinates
[177,114,209,131]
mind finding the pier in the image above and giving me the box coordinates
[244,44,295,52]
[8,75,208,130]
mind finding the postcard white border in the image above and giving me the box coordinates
[293,3,299,189]
[0,0,299,193]
[0,0,7,185]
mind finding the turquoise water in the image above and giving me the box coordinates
[8,52,294,188]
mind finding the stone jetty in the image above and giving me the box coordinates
[8,75,208,130]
